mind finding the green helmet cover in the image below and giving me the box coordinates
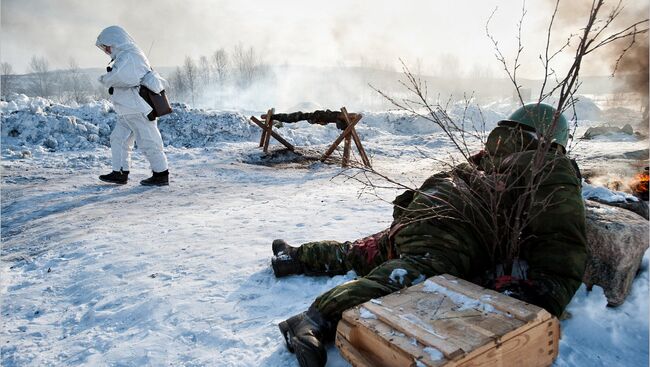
[506,103,569,148]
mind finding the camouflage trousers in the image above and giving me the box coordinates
[295,229,393,277]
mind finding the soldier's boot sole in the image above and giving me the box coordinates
[293,336,327,367]
[278,315,300,353]
[99,177,128,185]
[278,316,327,367]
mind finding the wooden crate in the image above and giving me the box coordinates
[336,274,560,367]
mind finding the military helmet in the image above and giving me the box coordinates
[500,103,569,148]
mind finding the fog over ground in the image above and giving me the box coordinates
[1,0,645,75]
[1,1,647,112]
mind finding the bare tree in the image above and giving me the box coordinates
[199,55,211,87]
[232,44,267,88]
[183,56,199,106]
[65,58,92,104]
[212,48,229,84]
[28,55,52,97]
[437,53,462,79]
[360,0,648,270]
[487,0,648,152]
[169,66,187,100]
[1,62,14,99]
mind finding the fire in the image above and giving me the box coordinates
[630,167,649,200]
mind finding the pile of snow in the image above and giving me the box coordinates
[0,95,259,153]
[1,95,114,152]
[581,181,639,203]
[158,103,257,148]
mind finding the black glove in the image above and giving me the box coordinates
[106,66,112,72]
[108,87,114,95]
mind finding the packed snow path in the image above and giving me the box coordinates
[1,145,394,366]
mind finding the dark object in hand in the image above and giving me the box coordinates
[108,87,114,95]
[494,276,544,306]
[139,86,173,121]
[106,66,112,72]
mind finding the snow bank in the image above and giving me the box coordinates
[0,95,258,153]
[0,96,506,154]
[158,103,257,147]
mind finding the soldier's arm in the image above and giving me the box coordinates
[522,159,587,317]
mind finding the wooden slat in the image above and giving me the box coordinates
[431,275,547,323]
[362,302,465,360]
[341,308,450,367]
[368,292,495,354]
[336,331,377,367]
[337,319,417,367]
[456,318,559,367]
[250,117,295,151]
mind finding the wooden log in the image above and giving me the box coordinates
[341,107,371,168]
[263,108,275,153]
[260,111,361,123]
[351,129,371,168]
[321,114,362,163]
[258,108,272,147]
[250,116,295,151]
[342,135,352,167]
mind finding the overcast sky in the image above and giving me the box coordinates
[1,0,647,77]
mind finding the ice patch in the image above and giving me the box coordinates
[412,274,427,285]
[423,346,444,361]
[422,280,497,313]
[359,307,377,319]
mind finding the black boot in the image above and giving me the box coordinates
[140,170,169,186]
[99,170,129,184]
[271,239,303,277]
[279,307,332,367]
[272,239,298,256]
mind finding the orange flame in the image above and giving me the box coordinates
[630,168,649,199]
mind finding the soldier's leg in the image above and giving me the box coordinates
[298,229,390,276]
[279,255,453,366]
[312,254,454,326]
[272,229,391,277]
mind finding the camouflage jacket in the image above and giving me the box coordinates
[390,125,587,316]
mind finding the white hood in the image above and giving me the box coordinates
[96,26,153,116]
[96,26,142,59]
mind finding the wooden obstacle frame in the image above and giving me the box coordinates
[249,107,372,168]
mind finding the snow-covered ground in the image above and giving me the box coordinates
[1,95,648,366]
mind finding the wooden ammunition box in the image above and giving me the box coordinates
[336,274,560,367]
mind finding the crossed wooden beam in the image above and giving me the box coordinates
[249,107,371,168]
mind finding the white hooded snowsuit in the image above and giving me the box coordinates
[96,26,168,173]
